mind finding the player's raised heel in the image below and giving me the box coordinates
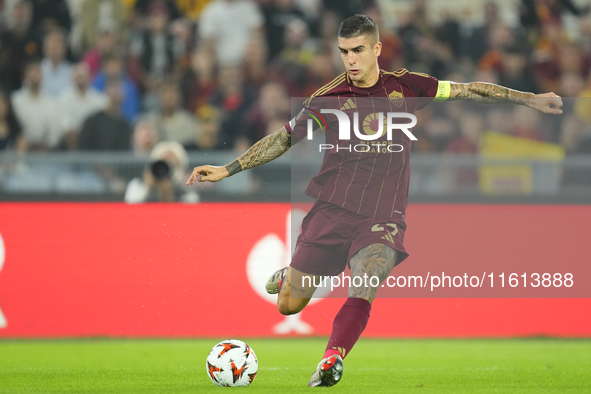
[308,355,343,387]
[265,267,288,294]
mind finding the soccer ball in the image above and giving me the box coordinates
[206,339,258,387]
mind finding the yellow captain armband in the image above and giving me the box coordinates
[434,81,451,102]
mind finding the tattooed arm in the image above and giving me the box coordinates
[448,82,563,114]
[186,127,296,185]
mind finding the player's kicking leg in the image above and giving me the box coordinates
[266,266,322,315]
[308,243,398,387]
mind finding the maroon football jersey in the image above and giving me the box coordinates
[285,69,440,221]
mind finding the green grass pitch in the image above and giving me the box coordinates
[0,338,590,393]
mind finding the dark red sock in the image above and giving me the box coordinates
[324,298,371,359]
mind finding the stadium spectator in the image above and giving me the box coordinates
[82,22,122,79]
[557,42,589,78]
[464,1,502,62]
[175,0,213,21]
[11,61,58,151]
[365,6,403,71]
[124,140,199,203]
[79,0,127,53]
[243,38,269,90]
[133,0,184,22]
[300,52,336,97]
[131,120,158,156]
[0,91,24,151]
[131,1,184,100]
[411,6,460,64]
[198,0,263,66]
[184,105,223,151]
[322,0,376,19]
[79,79,132,151]
[446,111,485,155]
[487,108,514,135]
[499,44,538,93]
[510,105,545,141]
[580,16,591,57]
[29,0,72,38]
[0,0,42,92]
[559,70,584,99]
[411,104,457,153]
[314,9,343,76]
[573,73,591,125]
[271,18,316,95]
[562,115,591,154]
[0,35,9,91]
[40,28,73,97]
[398,0,435,67]
[478,23,515,75]
[529,23,588,94]
[56,63,108,150]
[209,65,256,149]
[92,54,140,123]
[143,84,196,145]
[181,49,217,112]
[520,0,590,34]
[0,0,590,159]
[261,0,308,60]
[243,81,290,143]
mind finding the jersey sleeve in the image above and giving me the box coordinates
[406,72,450,110]
[285,97,327,140]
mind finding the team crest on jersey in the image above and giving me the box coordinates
[388,89,404,107]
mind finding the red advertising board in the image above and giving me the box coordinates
[0,203,589,338]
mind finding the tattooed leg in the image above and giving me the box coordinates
[348,243,399,302]
[277,267,322,315]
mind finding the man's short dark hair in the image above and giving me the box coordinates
[338,14,379,44]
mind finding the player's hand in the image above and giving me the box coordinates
[186,165,229,185]
[528,93,563,114]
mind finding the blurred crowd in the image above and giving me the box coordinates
[1,0,591,160]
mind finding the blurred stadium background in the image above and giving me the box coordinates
[0,0,590,372]
[0,0,591,202]
[0,0,590,391]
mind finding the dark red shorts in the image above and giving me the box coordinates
[290,200,408,276]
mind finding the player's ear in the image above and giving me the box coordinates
[374,41,382,57]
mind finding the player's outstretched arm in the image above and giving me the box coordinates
[186,127,296,185]
[448,82,563,114]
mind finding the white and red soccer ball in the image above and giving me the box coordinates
[206,339,258,387]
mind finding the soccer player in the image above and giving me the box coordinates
[186,14,562,387]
